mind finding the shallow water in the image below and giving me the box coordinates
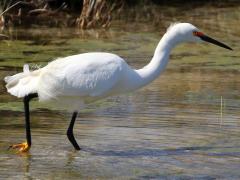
[0,5,240,179]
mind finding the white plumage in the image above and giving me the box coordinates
[4,23,233,152]
[37,53,126,100]
[5,64,40,98]
[5,53,134,109]
[5,23,232,111]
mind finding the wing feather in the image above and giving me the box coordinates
[37,53,124,101]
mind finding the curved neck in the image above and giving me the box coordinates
[134,32,178,89]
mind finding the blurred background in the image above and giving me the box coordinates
[0,0,240,179]
[0,0,240,29]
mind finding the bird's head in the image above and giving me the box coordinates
[167,23,232,50]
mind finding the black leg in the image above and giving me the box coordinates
[23,93,38,147]
[67,111,81,150]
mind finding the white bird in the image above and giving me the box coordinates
[5,23,232,152]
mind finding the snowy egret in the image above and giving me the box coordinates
[5,23,232,152]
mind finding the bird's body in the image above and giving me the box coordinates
[5,45,171,109]
[36,53,127,104]
[5,23,232,152]
[5,52,147,109]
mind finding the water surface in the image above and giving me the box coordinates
[0,5,240,179]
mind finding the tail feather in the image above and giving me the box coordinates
[5,64,40,98]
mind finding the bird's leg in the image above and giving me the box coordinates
[67,111,81,150]
[9,93,38,153]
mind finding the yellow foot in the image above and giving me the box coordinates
[8,142,30,153]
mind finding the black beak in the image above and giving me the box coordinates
[199,34,233,50]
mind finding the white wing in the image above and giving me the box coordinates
[37,53,125,101]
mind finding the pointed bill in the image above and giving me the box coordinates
[193,31,233,50]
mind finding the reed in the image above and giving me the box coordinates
[220,96,226,126]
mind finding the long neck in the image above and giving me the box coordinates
[134,32,178,89]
